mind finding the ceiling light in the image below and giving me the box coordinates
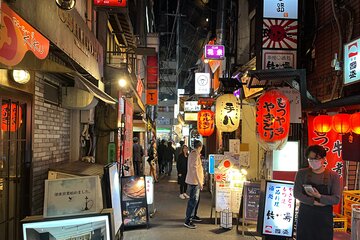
[11,70,31,84]
[163,98,168,102]
[118,78,127,88]
[55,0,76,11]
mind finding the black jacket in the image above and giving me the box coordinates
[176,153,188,175]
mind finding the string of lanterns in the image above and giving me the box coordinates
[313,112,360,134]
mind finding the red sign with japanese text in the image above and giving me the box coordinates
[0,3,50,66]
[122,98,133,176]
[146,56,158,105]
[93,0,127,7]
[307,115,343,213]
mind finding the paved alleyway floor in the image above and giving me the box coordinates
[122,174,261,240]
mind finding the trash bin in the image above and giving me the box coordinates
[351,204,360,240]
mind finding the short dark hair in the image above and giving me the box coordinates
[305,145,326,158]
[179,140,185,146]
[133,137,139,143]
[194,140,203,149]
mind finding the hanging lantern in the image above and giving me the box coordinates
[256,89,290,150]
[350,112,360,134]
[1,103,22,132]
[332,113,350,134]
[215,94,240,132]
[313,115,332,133]
[197,110,215,137]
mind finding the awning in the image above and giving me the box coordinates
[74,73,117,105]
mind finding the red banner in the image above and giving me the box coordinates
[146,56,158,105]
[123,98,133,176]
[0,3,49,66]
[93,0,127,7]
[307,115,344,213]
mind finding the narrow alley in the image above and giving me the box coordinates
[122,174,261,240]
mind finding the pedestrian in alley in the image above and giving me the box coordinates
[132,137,144,176]
[157,139,166,175]
[164,141,175,176]
[147,140,158,182]
[175,140,185,163]
[184,140,204,229]
[294,145,341,240]
[177,144,189,199]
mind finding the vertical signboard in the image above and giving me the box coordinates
[123,98,133,176]
[344,37,360,85]
[146,56,159,105]
[261,0,299,70]
[257,180,296,238]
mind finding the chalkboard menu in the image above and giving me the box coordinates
[243,182,261,221]
[121,176,149,227]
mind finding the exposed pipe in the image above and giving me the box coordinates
[330,0,343,100]
[216,0,227,45]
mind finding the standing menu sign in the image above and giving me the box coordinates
[243,182,261,221]
[257,180,296,238]
[121,176,149,227]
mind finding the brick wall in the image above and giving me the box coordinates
[32,73,71,215]
[306,0,360,100]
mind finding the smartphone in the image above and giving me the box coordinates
[303,184,315,194]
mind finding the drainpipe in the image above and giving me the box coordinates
[216,0,227,46]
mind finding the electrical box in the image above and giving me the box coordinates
[81,109,95,124]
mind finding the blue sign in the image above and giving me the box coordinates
[209,155,215,174]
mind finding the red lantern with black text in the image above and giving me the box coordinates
[332,114,350,134]
[256,89,290,143]
[1,103,22,132]
[350,112,360,135]
[313,115,332,133]
[197,110,215,137]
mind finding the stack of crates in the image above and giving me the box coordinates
[343,190,360,230]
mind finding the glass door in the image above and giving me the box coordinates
[0,97,31,240]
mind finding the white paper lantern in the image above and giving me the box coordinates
[215,94,240,132]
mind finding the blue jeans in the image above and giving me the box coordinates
[185,184,200,223]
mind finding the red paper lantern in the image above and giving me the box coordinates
[197,110,215,137]
[332,114,350,134]
[313,115,332,133]
[256,89,290,142]
[350,112,360,134]
[1,103,22,132]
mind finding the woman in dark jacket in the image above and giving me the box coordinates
[177,145,189,199]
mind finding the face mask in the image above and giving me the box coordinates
[308,160,323,170]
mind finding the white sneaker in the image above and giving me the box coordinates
[179,194,186,199]
[183,193,190,198]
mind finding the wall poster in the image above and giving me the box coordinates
[121,176,149,227]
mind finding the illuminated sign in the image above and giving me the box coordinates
[344,37,360,85]
[184,101,201,112]
[184,112,198,121]
[263,0,298,19]
[204,44,225,60]
[195,73,211,95]
[93,0,127,7]
[261,180,296,237]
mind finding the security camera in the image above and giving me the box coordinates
[56,0,76,11]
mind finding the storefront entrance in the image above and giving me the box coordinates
[0,96,31,240]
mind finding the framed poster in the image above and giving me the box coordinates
[44,176,103,218]
[262,19,298,49]
[22,213,112,240]
[121,176,149,227]
[257,180,296,238]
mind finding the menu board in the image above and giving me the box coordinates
[259,180,296,237]
[121,176,149,227]
[243,182,261,221]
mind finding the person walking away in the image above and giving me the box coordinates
[157,139,166,175]
[184,140,204,229]
[164,141,175,176]
[294,145,341,240]
[175,140,185,163]
[147,141,158,182]
[133,137,144,176]
[177,145,189,199]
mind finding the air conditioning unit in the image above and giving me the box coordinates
[81,109,95,124]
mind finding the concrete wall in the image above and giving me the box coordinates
[32,73,71,214]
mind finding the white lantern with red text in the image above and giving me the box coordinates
[215,94,240,132]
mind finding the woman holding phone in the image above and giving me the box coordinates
[293,145,341,240]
